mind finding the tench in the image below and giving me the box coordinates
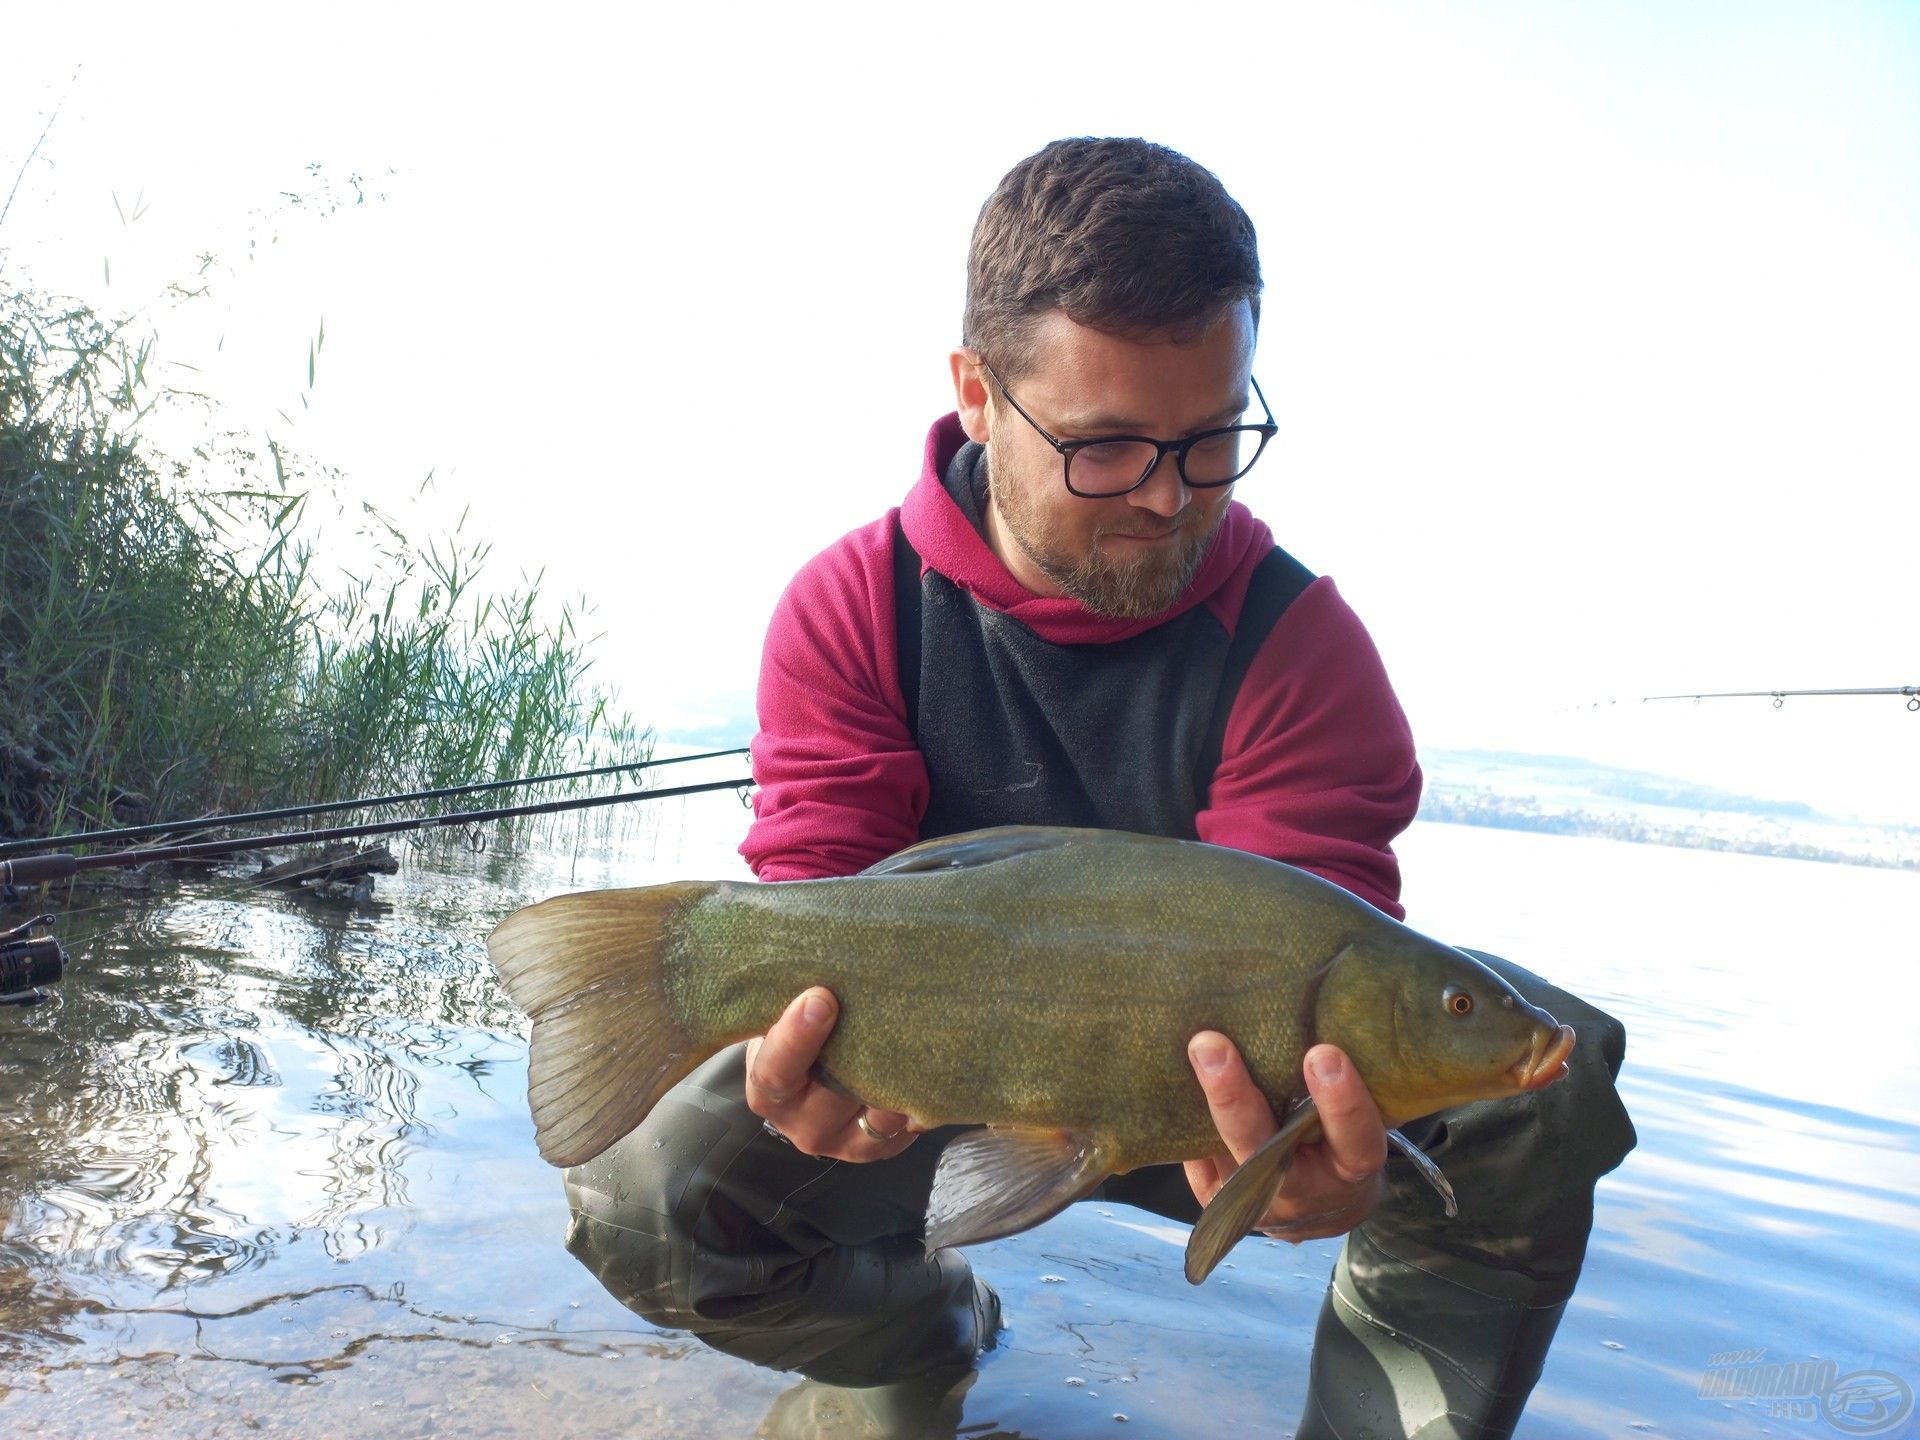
[486,825,1575,1283]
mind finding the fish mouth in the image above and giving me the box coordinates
[1510,1024,1577,1090]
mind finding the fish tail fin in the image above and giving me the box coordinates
[487,882,714,1169]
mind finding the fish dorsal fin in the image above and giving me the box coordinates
[1185,1098,1323,1284]
[924,1127,1108,1252]
[861,826,1096,877]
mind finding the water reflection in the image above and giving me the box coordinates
[1,886,506,1304]
[1,792,792,1438]
[2,812,1917,1437]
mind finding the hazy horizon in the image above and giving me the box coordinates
[5,2,1915,826]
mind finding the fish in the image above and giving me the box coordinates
[485,825,1576,1284]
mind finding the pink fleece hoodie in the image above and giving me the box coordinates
[743,415,1421,917]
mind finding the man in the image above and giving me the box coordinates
[563,137,1636,1439]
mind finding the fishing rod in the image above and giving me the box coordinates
[0,746,751,858]
[0,775,753,887]
[1570,686,1919,712]
[1641,687,1919,711]
[0,913,62,1007]
[0,773,753,1004]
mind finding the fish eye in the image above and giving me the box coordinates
[1443,985,1474,1016]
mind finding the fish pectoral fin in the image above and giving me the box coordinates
[860,826,1093,877]
[1386,1127,1458,1217]
[924,1127,1107,1252]
[1184,1098,1321,1285]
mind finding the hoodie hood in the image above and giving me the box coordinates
[899,414,1279,647]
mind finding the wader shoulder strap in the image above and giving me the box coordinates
[892,513,923,741]
[1193,546,1317,801]
[896,521,1316,805]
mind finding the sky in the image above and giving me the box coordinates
[4,1,1916,823]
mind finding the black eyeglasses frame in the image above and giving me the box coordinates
[981,360,1277,499]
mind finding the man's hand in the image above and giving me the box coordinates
[1183,1035,1386,1241]
[744,987,918,1162]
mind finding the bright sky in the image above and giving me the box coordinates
[6,1,1916,823]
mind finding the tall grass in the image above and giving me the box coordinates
[0,281,641,840]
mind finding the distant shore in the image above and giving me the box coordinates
[1417,790,1919,872]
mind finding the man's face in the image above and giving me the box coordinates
[959,304,1256,620]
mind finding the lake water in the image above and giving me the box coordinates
[3,783,1916,1439]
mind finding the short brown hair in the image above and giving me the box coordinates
[963,137,1262,379]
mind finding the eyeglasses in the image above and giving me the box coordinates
[983,360,1277,499]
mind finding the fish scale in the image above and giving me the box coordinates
[665,845,1331,1165]
[487,825,1576,1283]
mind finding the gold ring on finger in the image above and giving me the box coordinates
[856,1111,902,1144]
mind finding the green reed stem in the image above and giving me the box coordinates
[0,282,642,839]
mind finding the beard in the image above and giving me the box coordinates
[987,451,1224,620]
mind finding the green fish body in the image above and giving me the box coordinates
[487,826,1573,1282]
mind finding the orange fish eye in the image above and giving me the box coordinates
[1443,986,1474,1016]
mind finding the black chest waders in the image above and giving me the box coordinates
[559,519,1311,1410]
[560,491,1635,1439]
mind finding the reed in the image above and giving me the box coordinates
[0,281,641,840]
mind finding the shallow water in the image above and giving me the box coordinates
[2,791,1916,1438]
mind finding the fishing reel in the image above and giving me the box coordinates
[0,913,65,1006]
